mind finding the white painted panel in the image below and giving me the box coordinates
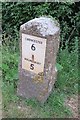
[22,33,46,74]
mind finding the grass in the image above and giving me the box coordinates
[2,33,78,118]
[0,44,2,119]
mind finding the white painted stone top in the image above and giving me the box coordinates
[21,17,60,37]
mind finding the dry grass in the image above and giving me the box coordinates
[65,95,78,118]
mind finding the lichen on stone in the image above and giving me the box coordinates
[24,16,60,37]
[33,72,44,83]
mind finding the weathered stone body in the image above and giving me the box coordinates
[17,17,60,103]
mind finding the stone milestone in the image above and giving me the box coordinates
[17,16,60,103]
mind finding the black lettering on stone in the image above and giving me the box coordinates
[26,38,42,44]
[24,58,41,65]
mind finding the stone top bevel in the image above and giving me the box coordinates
[20,17,60,37]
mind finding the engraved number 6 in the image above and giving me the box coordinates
[31,44,36,51]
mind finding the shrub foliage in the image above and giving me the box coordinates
[2,2,80,51]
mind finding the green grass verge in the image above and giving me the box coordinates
[2,37,78,118]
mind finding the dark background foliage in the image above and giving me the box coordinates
[2,2,80,51]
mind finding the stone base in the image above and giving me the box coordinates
[17,67,57,103]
